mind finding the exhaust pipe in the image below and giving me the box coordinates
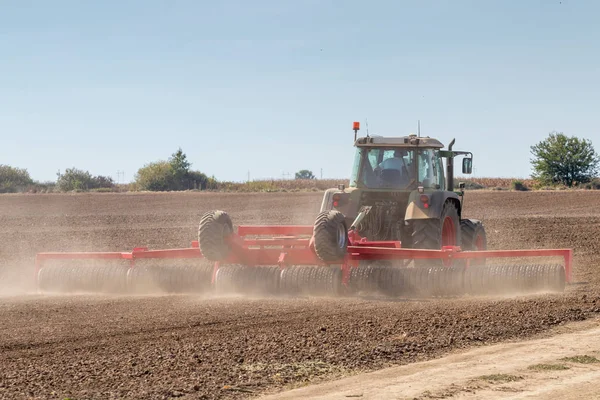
[446,138,455,191]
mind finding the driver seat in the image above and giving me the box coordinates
[380,168,405,186]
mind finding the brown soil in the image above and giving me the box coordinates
[259,317,600,400]
[0,191,599,400]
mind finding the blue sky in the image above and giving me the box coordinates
[1,0,599,183]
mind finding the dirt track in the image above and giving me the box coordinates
[1,191,600,399]
[259,317,600,400]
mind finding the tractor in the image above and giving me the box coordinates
[312,122,486,267]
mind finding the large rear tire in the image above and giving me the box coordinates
[460,219,487,266]
[198,210,234,261]
[410,201,461,267]
[313,210,348,262]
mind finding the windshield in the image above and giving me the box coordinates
[350,147,442,189]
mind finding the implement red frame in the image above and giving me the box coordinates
[34,225,573,286]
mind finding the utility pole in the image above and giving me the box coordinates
[320,168,323,179]
[116,170,125,183]
[247,171,250,182]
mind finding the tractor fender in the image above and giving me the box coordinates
[320,188,338,212]
[320,187,361,224]
[404,190,462,221]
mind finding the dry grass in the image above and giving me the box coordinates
[476,374,524,383]
[213,177,538,192]
[455,177,537,190]
[213,179,348,192]
[528,363,570,371]
[560,355,600,364]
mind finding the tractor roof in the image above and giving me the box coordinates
[354,135,445,149]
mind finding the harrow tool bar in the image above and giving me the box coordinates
[34,222,573,297]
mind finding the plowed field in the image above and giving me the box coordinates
[1,191,599,400]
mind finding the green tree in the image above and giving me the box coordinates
[94,175,115,188]
[295,169,316,180]
[55,168,115,192]
[530,132,599,187]
[134,161,176,191]
[135,148,215,191]
[56,168,96,192]
[0,165,34,193]
[186,170,210,190]
[169,147,191,189]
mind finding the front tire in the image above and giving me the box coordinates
[198,210,234,261]
[313,210,348,262]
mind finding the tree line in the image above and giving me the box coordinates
[0,132,598,193]
[0,147,320,193]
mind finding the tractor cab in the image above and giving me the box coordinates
[348,122,474,194]
[349,136,446,191]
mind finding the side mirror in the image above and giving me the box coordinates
[462,158,473,174]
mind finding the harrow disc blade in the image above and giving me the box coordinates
[346,262,566,299]
[464,263,566,295]
[348,263,467,298]
[279,265,342,297]
[245,266,281,295]
[127,262,214,294]
[349,262,380,293]
[214,265,281,296]
[349,262,397,295]
[37,263,129,294]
